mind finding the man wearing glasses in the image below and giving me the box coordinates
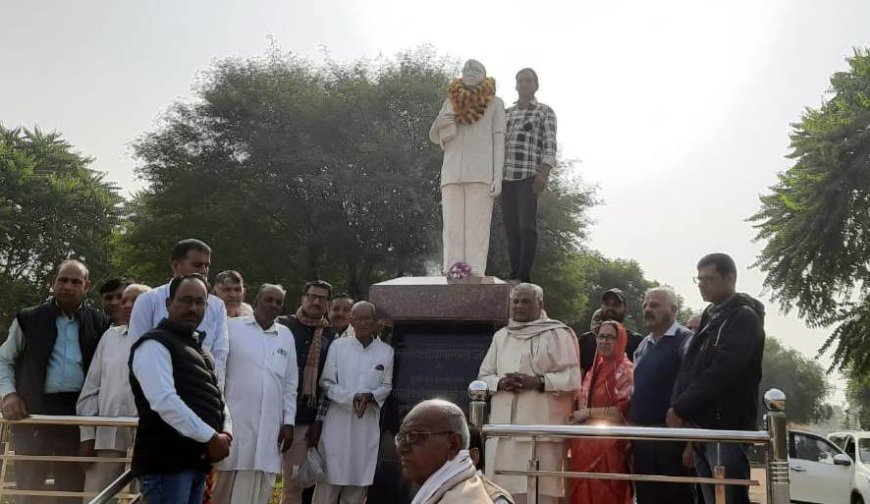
[313,301,394,503]
[397,399,493,503]
[277,280,336,504]
[668,253,766,504]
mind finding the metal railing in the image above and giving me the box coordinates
[0,414,140,503]
[470,384,790,504]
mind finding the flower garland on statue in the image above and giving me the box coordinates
[448,77,496,125]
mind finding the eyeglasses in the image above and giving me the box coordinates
[596,334,617,342]
[394,431,453,447]
[692,275,719,285]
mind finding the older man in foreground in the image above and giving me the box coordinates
[478,283,582,504]
[398,399,492,504]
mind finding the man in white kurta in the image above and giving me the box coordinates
[77,284,151,501]
[314,301,394,504]
[214,285,298,504]
[478,283,582,504]
[430,59,506,275]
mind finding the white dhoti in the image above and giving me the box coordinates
[442,182,493,274]
[312,482,367,504]
[213,470,276,504]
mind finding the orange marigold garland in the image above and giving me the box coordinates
[448,77,496,124]
[202,468,215,503]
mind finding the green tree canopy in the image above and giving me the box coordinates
[751,47,870,375]
[0,126,122,329]
[760,337,831,426]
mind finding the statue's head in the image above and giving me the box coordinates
[461,59,487,87]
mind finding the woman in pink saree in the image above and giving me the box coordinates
[568,320,634,504]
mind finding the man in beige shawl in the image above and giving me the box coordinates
[478,283,582,504]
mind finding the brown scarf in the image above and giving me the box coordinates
[296,307,331,407]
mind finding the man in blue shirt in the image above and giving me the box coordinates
[631,286,694,504]
[0,259,111,503]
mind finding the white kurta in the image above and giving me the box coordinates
[217,317,298,475]
[76,325,137,451]
[478,317,582,497]
[319,336,394,486]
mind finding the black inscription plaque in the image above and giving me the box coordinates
[370,322,495,504]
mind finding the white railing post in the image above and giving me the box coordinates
[764,389,790,504]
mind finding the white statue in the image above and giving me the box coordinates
[429,59,506,276]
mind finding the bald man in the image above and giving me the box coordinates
[398,399,492,504]
[0,260,112,503]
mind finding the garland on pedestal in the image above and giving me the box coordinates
[448,77,496,124]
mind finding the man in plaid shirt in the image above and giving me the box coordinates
[502,68,557,282]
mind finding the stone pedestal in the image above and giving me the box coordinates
[368,276,511,503]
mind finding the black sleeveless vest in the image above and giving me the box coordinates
[128,319,224,475]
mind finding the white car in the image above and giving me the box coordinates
[788,429,856,503]
[828,431,870,504]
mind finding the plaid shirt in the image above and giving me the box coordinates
[504,100,558,181]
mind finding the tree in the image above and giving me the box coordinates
[759,337,831,426]
[846,368,870,428]
[750,47,870,375]
[121,48,597,308]
[0,126,122,330]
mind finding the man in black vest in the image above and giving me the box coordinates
[0,259,110,503]
[277,280,335,504]
[668,253,765,504]
[630,287,694,504]
[128,274,232,503]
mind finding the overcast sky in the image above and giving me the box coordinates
[3,0,868,403]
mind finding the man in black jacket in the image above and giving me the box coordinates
[0,260,110,503]
[667,253,765,504]
[277,280,335,504]
[129,274,232,503]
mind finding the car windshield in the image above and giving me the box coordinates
[860,438,870,463]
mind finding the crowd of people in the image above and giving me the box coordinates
[0,236,765,504]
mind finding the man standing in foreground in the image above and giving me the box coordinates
[478,283,581,504]
[129,274,233,503]
[668,253,765,504]
[128,238,230,379]
[502,68,557,282]
[0,260,111,503]
[215,284,298,503]
[398,399,493,503]
[631,287,694,504]
[314,301,394,503]
[278,280,336,504]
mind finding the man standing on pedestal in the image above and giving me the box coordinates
[502,68,557,283]
[430,59,505,276]
[478,283,581,504]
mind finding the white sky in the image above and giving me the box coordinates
[3,0,868,403]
